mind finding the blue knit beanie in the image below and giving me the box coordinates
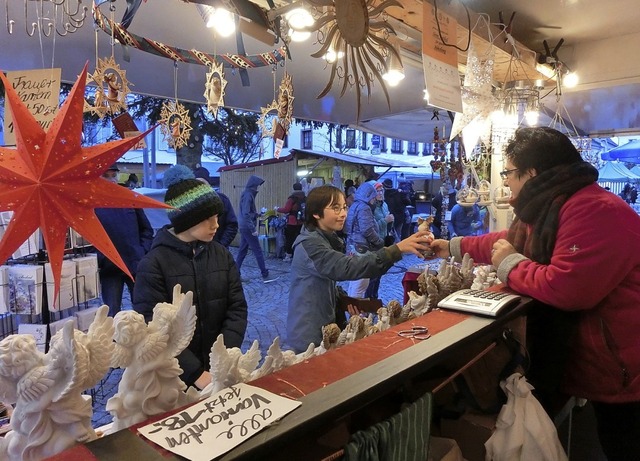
[164,165,223,233]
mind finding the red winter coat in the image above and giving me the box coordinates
[452,183,640,403]
[277,190,305,226]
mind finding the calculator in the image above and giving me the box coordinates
[437,289,522,317]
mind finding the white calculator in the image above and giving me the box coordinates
[437,289,521,317]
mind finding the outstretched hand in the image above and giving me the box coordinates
[396,231,433,258]
[429,239,451,259]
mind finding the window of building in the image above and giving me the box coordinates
[380,136,387,152]
[302,129,313,149]
[391,139,403,154]
[346,129,356,149]
[407,141,418,155]
[335,129,343,149]
[360,132,368,150]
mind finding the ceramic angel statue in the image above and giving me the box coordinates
[106,285,199,432]
[205,335,262,396]
[0,305,114,461]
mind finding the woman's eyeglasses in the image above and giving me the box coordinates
[325,205,348,214]
[499,168,519,179]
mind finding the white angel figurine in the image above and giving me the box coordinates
[106,285,199,433]
[204,335,262,397]
[0,305,114,461]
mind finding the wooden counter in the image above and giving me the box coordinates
[46,299,530,461]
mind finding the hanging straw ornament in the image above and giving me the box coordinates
[258,66,281,138]
[85,5,130,118]
[276,72,295,135]
[159,62,192,149]
[204,60,227,117]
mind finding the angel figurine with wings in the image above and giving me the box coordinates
[0,305,114,461]
[106,284,200,432]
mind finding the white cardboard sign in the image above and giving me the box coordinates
[137,383,301,461]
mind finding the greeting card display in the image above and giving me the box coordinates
[45,260,76,311]
[73,254,100,302]
[8,264,43,315]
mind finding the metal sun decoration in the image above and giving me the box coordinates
[159,100,192,150]
[204,61,227,117]
[85,55,131,118]
[308,0,402,121]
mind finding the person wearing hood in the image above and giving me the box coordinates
[383,178,411,242]
[193,166,238,247]
[344,182,385,298]
[133,165,248,391]
[286,185,432,353]
[275,182,306,262]
[235,175,276,282]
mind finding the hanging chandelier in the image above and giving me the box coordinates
[5,0,89,36]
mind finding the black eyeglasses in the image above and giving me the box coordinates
[325,205,348,214]
[499,168,519,179]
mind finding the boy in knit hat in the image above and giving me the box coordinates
[133,165,248,390]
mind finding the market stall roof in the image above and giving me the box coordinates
[602,140,640,163]
[218,149,425,172]
[597,162,640,182]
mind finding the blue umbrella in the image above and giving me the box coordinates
[603,140,640,163]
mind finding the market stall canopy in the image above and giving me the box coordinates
[602,140,640,163]
[4,0,640,139]
[597,162,640,182]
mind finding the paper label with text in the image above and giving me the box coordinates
[137,383,301,461]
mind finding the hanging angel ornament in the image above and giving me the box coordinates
[204,61,227,117]
[159,100,192,149]
[258,71,294,139]
[85,55,131,118]
[106,285,199,432]
[0,306,114,461]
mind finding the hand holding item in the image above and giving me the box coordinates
[385,214,394,223]
[346,303,362,317]
[274,206,280,212]
[429,239,451,259]
[491,238,517,267]
[396,231,432,258]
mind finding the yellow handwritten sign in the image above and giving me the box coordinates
[137,383,302,461]
[3,68,61,146]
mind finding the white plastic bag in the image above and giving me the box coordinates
[485,373,568,461]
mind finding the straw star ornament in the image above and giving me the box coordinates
[0,64,170,299]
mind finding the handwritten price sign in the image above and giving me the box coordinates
[138,383,301,461]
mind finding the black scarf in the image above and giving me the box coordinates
[507,162,598,264]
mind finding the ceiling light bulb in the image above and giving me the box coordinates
[524,110,540,125]
[285,8,314,30]
[563,71,579,88]
[212,8,236,37]
[289,29,311,42]
[324,47,345,63]
[383,69,405,86]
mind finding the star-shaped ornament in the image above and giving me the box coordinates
[159,100,192,150]
[204,61,227,117]
[0,64,170,300]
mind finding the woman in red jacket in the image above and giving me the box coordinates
[431,127,640,461]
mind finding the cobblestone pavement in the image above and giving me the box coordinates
[90,247,441,428]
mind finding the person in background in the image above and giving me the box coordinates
[447,202,481,238]
[429,127,640,461]
[286,185,432,353]
[365,181,394,299]
[124,173,139,189]
[345,182,384,298]
[383,178,410,243]
[345,186,356,208]
[133,165,247,390]
[236,175,276,283]
[276,182,306,262]
[95,164,154,317]
[193,166,238,247]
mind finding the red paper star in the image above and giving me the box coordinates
[0,64,171,300]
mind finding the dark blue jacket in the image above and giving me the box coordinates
[95,208,154,276]
[238,175,264,233]
[213,191,238,247]
[133,226,248,386]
